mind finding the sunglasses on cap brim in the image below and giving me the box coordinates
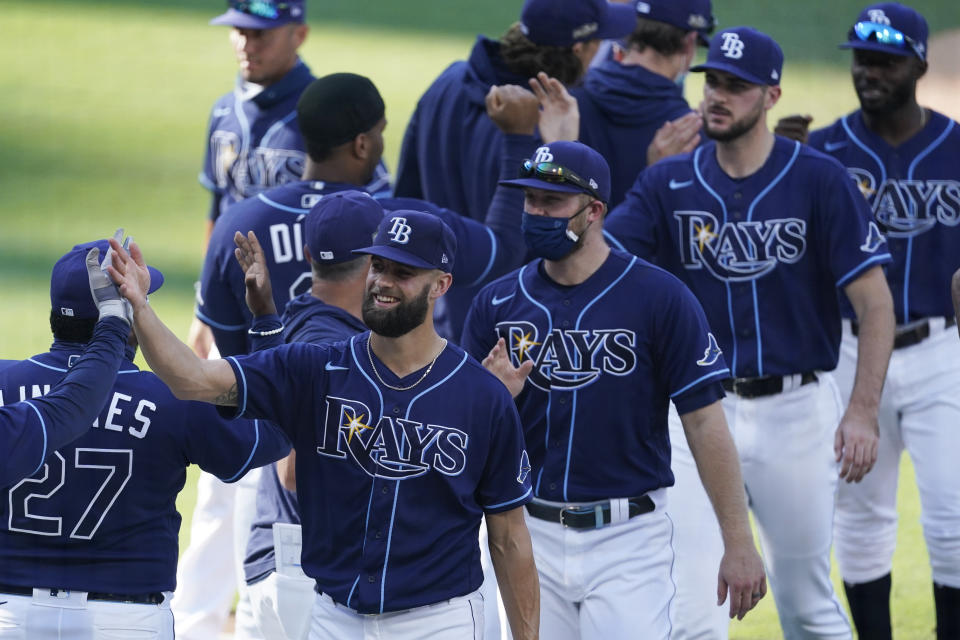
[520,160,603,202]
[849,21,924,59]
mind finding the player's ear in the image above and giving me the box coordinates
[430,272,453,300]
[764,86,782,110]
[303,245,312,263]
[292,24,308,47]
[914,58,928,80]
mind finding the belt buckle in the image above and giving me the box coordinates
[559,503,605,529]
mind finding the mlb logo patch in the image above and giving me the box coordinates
[61,307,74,317]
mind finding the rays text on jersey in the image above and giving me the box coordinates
[494,322,637,391]
[316,396,468,479]
[847,170,960,237]
[674,210,807,281]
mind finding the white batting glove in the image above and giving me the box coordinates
[86,228,133,326]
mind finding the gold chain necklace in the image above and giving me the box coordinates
[366,337,447,392]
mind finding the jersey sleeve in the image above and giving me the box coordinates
[652,279,729,415]
[200,110,223,198]
[605,169,661,260]
[222,342,326,441]
[815,162,892,288]
[0,317,128,488]
[476,393,533,513]
[197,220,250,357]
[182,402,291,483]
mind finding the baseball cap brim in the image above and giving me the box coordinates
[690,61,770,86]
[838,40,914,57]
[210,8,295,29]
[351,246,438,271]
[595,3,640,41]
[499,178,589,195]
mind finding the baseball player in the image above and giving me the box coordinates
[774,5,960,638]
[0,238,291,640]
[237,193,384,640]
[0,242,129,489]
[198,72,577,348]
[106,214,540,639]
[605,26,896,640]
[574,0,715,207]
[200,0,390,234]
[461,140,766,639]
[394,0,635,223]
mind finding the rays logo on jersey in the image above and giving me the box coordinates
[674,211,807,281]
[697,333,722,367]
[494,322,636,391]
[211,130,305,198]
[316,396,468,479]
[846,169,960,237]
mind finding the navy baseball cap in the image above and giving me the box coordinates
[51,240,163,320]
[353,211,457,273]
[305,191,384,264]
[520,0,637,47]
[839,3,927,60]
[500,141,612,204]
[634,0,716,45]
[210,0,305,30]
[691,26,784,86]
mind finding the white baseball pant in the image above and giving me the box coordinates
[0,589,173,639]
[667,375,852,640]
[525,488,674,640]
[833,319,960,588]
[309,590,483,639]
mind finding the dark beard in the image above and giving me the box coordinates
[362,283,430,338]
[857,78,914,116]
[704,105,764,143]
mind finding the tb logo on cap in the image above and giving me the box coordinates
[867,9,891,24]
[720,32,745,59]
[388,217,413,244]
[533,147,554,163]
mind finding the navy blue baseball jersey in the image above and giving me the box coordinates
[222,334,532,614]
[394,37,537,222]
[574,58,695,208]
[809,110,960,323]
[199,60,390,221]
[462,250,729,502]
[606,137,893,377]
[0,318,127,489]
[243,293,367,585]
[199,162,527,354]
[0,339,291,593]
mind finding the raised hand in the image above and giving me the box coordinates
[647,111,702,167]
[234,230,277,317]
[86,228,131,325]
[486,84,540,136]
[774,114,813,144]
[482,337,534,399]
[529,71,579,143]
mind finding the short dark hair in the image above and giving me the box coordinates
[499,23,584,87]
[50,310,97,344]
[625,17,689,56]
[297,73,386,163]
[311,255,369,283]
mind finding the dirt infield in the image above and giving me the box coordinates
[918,29,960,121]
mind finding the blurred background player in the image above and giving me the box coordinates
[0,237,290,639]
[776,4,960,638]
[394,0,635,222]
[574,0,715,208]
[0,240,130,489]
[606,27,895,639]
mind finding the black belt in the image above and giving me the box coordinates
[722,372,818,399]
[851,317,956,350]
[525,496,655,529]
[0,583,164,605]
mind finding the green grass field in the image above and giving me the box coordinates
[1,1,954,637]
